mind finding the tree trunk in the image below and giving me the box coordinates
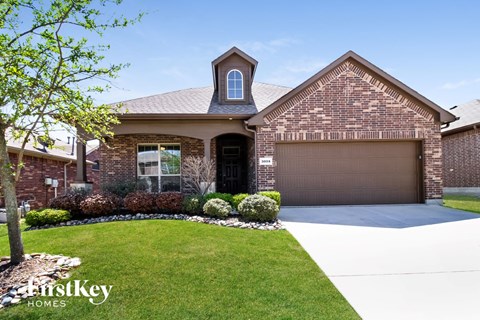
[0,128,24,264]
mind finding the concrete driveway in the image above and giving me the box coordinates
[279,205,480,320]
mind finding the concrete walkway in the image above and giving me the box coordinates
[280,205,480,320]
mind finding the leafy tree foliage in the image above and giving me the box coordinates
[0,0,142,264]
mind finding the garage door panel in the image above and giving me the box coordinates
[276,142,421,205]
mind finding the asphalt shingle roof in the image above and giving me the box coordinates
[442,99,480,133]
[115,82,292,115]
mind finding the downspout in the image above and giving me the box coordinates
[64,161,72,195]
[244,121,258,192]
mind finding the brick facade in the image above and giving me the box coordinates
[3,152,99,209]
[443,129,480,187]
[100,134,205,193]
[256,60,443,200]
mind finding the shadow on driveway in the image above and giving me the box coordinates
[279,205,480,228]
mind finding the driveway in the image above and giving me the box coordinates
[279,205,480,320]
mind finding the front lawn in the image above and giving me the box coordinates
[0,220,359,319]
[444,194,480,214]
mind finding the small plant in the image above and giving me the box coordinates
[49,189,89,216]
[257,191,281,206]
[25,209,71,227]
[232,193,249,210]
[182,156,216,195]
[124,191,157,213]
[238,194,279,222]
[156,192,184,213]
[204,192,234,206]
[203,198,232,218]
[182,195,205,215]
[80,192,123,216]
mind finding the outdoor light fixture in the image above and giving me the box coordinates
[44,177,52,186]
[51,179,59,188]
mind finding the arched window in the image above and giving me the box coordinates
[227,69,243,100]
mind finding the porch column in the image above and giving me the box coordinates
[203,139,211,161]
[75,140,87,182]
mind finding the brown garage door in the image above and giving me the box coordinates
[276,141,422,205]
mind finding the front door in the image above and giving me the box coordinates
[220,146,242,194]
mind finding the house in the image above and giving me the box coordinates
[442,99,480,195]
[1,136,99,209]
[73,47,456,206]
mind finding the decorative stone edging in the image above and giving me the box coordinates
[0,254,81,309]
[25,213,285,231]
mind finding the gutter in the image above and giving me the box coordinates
[64,161,72,195]
[244,121,258,192]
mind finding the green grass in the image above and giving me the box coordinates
[0,219,27,238]
[0,220,359,319]
[444,194,480,214]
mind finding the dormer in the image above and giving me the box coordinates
[212,47,258,105]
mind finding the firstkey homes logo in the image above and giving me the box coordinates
[27,279,113,307]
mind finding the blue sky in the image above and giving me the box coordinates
[93,0,479,109]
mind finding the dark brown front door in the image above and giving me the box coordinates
[216,134,248,194]
[222,158,241,194]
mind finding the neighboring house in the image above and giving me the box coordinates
[442,99,480,194]
[73,47,455,206]
[0,137,99,209]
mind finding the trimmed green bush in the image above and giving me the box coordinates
[238,194,279,222]
[204,192,234,206]
[182,195,205,215]
[25,209,71,227]
[232,193,249,210]
[257,191,281,206]
[203,198,232,218]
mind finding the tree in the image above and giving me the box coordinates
[182,156,216,196]
[0,0,142,264]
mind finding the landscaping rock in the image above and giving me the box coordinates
[0,253,81,311]
[24,212,285,232]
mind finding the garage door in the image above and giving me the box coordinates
[276,141,422,205]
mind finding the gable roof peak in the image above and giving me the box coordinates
[248,50,456,125]
[211,47,258,89]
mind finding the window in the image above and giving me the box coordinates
[137,144,181,192]
[227,69,243,100]
[92,160,100,171]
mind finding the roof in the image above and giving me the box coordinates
[115,82,292,119]
[211,47,258,89]
[442,99,480,135]
[7,134,96,163]
[248,50,457,126]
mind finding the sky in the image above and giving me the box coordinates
[86,0,479,109]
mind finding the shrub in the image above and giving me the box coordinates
[101,179,148,198]
[80,192,123,216]
[232,193,249,210]
[124,191,157,213]
[204,192,234,206]
[257,191,281,206]
[238,194,279,222]
[25,209,71,227]
[156,192,184,213]
[182,195,205,215]
[49,190,88,216]
[203,198,232,218]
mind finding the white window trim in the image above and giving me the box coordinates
[137,143,181,191]
[226,69,244,100]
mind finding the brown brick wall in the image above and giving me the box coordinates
[256,60,443,200]
[2,153,98,209]
[99,134,204,193]
[443,129,480,187]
